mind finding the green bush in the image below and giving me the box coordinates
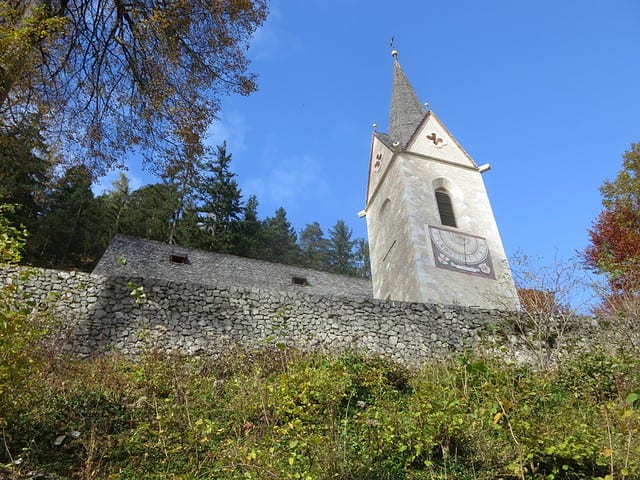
[0,204,58,398]
[3,348,640,479]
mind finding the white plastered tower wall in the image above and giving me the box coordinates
[364,52,520,310]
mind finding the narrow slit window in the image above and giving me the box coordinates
[435,189,457,227]
[291,276,308,286]
[169,254,189,264]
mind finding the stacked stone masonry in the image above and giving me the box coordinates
[3,266,615,366]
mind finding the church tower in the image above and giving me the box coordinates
[363,50,519,310]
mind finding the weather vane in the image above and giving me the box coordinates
[390,36,398,58]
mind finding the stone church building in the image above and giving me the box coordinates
[96,50,519,311]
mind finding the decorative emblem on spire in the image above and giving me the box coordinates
[374,152,382,172]
[427,132,447,149]
[426,133,442,145]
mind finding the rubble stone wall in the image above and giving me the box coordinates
[2,267,606,366]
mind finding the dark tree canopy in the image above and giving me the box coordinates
[29,164,104,268]
[235,194,263,258]
[0,120,52,230]
[8,140,374,276]
[353,238,371,279]
[260,207,300,265]
[119,183,180,243]
[0,0,268,173]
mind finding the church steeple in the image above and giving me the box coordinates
[388,50,426,148]
[364,49,520,310]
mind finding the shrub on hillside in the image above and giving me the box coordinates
[2,347,640,479]
[0,205,54,397]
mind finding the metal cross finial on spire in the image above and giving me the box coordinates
[390,36,398,59]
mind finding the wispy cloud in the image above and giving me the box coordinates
[242,153,329,216]
[248,0,303,62]
[207,112,248,154]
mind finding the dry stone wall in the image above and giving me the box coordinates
[2,266,610,366]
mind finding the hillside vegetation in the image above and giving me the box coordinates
[2,343,640,479]
[2,208,640,479]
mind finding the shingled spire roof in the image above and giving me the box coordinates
[387,50,426,148]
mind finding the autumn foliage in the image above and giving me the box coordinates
[584,203,640,294]
[517,288,563,315]
[584,143,640,310]
[0,0,268,173]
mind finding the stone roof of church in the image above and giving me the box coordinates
[373,131,393,149]
[94,235,373,299]
[387,53,427,148]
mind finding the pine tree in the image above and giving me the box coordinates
[299,221,330,270]
[261,207,300,265]
[30,165,103,268]
[0,120,53,235]
[354,238,372,279]
[236,195,263,258]
[328,220,356,275]
[119,183,181,243]
[198,142,244,253]
[159,133,205,245]
[98,173,131,240]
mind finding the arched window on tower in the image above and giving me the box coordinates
[435,189,457,227]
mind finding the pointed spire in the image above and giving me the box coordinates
[388,50,426,148]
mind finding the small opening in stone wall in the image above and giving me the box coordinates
[169,254,189,264]
[291,276,308,286]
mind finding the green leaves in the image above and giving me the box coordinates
[0,205,27,265]
[4,341,640,478]
[0,205,54,397]
[626,392,639,406]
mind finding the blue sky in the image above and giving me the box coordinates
[99,0,640,285]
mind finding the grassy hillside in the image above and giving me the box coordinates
[2,345,640,479]
[1,218,639,479]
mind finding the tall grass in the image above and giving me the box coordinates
[2,346,639,479]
